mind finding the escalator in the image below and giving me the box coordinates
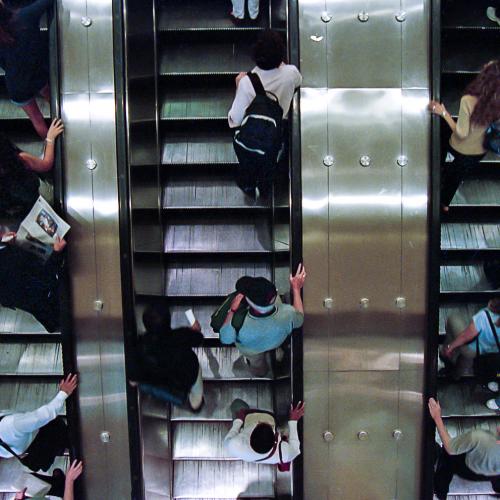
[0,5,69,497]
[125,1,294,498]
[436,1,500,497]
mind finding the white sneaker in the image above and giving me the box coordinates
[487,381,499,392]
[486,398,499,410]
[486,7,500,25]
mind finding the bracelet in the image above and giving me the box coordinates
[45,138,54,144]
[442,110,447,118]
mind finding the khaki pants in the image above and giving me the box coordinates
[443,313,476,378]
[244,352,269,377]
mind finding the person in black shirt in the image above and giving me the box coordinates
[0,0,54,138]
[135,305,204,412]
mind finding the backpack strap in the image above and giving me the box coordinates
[484,310,500,352]
[0,437,24,462]
[247,72,266,96]
[254,431,280,462]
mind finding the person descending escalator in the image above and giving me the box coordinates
[214,264,306,377]
[0,374,76,484]
[429,60,500,212]
[428,398,500,499]
[229,0,260,24]
[0,230,66,333]
[228,29,302,198]
[132,304,205,412]
[224,399,305,469]
[0,119,64,220]
[0,0,56,138]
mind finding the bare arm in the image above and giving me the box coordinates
[428,398,452,454]
[18,119,64,173]
[429,101,457,133]
[289,264,307,315]
[443,321,479,358]
[63,460,83,500]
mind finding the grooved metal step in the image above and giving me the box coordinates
[159,42,254,75]
[172,422,232,460]
[441,223,500,250]
[440,265,495,292]
[162,132,237,164]
[0,381,63,415]
[173,460,274,498]
[165,261,272,297]
[438,381,500,417]
[452,180,500,206]
[439,303,483,335]
[0,343,62,375]
[0,307,52,334]
[0,96,49,120]
[171,381,272,421]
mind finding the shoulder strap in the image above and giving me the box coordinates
[255,431,280,462]
[0,437,24,463]
[247,72,266,96]
[484,310,500,352]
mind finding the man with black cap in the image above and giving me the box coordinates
[219,264,306,376]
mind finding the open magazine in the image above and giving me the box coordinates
[15,196,70,262]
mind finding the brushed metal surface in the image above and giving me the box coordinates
[326,0,401,88]
[327,88,402,372]
[0,381,61,415]
[172,422,233,459]
[300,88,330,373]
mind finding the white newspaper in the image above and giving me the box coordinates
[16,196,70,261]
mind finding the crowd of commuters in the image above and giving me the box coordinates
[0,1,498,498]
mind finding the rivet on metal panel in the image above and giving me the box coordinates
[323,297,333,309]
[310,34,324,42]
[360,298,369,309]
[100,431,111,443]
[395,297,406,309]
[81,16,93,27]
[323,431,334,442]
[395,11,407,22]
[392,429,403,440]
[94,300,104,311]
[323,155,334,167]
[357,430,369,441]
[359,155,371,167]
[358,11,369,22]
[397,155,408,167]
[86,159,97,170]
[321,12,332,23]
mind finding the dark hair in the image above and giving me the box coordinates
[464,60,500,127]
[253,30,285,70]
[250,423,276,454]
[488,297,500,326]
[0,4,15,46]
[142,304,171,335]
[0,133,24,178]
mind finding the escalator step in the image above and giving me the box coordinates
[443,0,500,30]
[0,343,62,375]
[171,381,272,421]
[0,306,53,334]
[440,264,493,292]
[438,381,499,417]
[0,381,63,415]
[173,460,274,498]
[158,0,269,31]
[449,476,499,496]
[161,88,233,121]
[441,223,500,249]
[194,347,273,381]
[159,42,254,75]
[172,421,232,460]
[439,303,483,335]
[165,261,271,297]
[452,179,500,206]
[144,454,172,498]
[162,132,236,164]
[0,96,49,120]
[164,219,273,254]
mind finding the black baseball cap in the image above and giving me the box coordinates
[236,276,277,306]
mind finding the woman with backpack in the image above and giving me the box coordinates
[0,118,63,220]
[440,298,500,380]
[0,0,55,138]
[429,59,500,212]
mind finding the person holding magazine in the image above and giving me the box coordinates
[0,119,64,220]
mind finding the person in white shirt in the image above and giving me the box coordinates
[0,373,77,472]
[224,398,305,465]
[228,30,302,197]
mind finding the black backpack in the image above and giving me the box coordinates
[484,119,500,155]
[233,72,283,164]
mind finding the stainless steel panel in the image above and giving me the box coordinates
[301,88,330,372]
[402,0,430,88]
[326,0,401,88]
[328,372,399,500]
[298,1,328,88]
[327,88,402,371]
[141,416,169,459]
[173,461,274,498]
[143,454,171,498]
[303,371,330,500]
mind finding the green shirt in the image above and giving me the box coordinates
[449,430,500,476]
